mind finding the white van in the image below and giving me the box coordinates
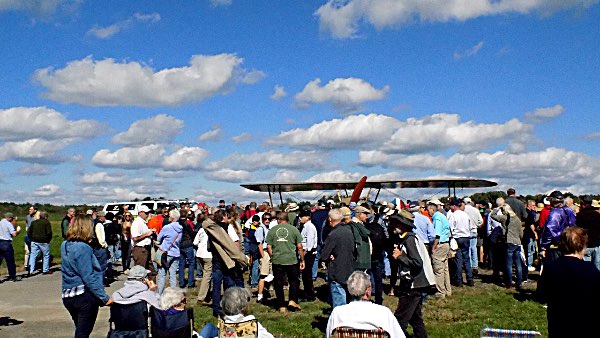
[103,200,181,216]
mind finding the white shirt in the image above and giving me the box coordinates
[131,217,151,247]
[464,204,483,236]
[95,222,108,248]
[326,301,405,338]
[193,228,212,259]
[222,314,273,338]
[301,220,318,251]
[448,209,472,238]
[227,224,240,242]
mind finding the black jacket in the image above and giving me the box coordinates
[179,220,195,249]
[28,219,52,243]
[321,224,355,284]
[366,221,386,262]
[576,208,600,248]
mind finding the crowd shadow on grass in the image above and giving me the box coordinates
[311,313,329,334]
[0,316,24,327]
[512,289,543,303]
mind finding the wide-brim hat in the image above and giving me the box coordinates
[592,200,600,209]
[389,209,416,229]
[428,199,443,206]
[285,203,299,212]
[535,203,544,212]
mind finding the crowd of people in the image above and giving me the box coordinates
[0,189,599,337]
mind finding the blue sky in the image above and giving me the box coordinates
[0,0,598,205]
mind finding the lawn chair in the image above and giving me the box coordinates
[331,327,391,338]
[107,301,149,338]
[480,327,543,338]
[150,306,194,338]
[216,317,258,337]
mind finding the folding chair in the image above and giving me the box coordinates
[480,327,543,338]
[150,306,194,338]
[107,301,149,338]
[217,317,258,338]
[331,326,391,338]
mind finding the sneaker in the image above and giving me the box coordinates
[288,300,301,311]
[42,271,53,275]
[528,266,535,272]
[10,276,22,282]
[264,274,274,282]
[257,294,263,302]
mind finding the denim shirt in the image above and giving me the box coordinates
[158,221,182,257]
[61,240,109,303]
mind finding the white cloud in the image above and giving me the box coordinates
[524,104,564,122]
[112,114,183,146]
[80,171,128,184]
[306,170,362,182]
[295,77,389,113]
[232,132,252,143]
[92,145,165,169]
[87,12,160,39]
[454,41,484,60]
[270,85,287,100]
[204,168,251,182]
[267,114,402,149]
[79,184,170,203]
[34,54,262,106]
[32,183,61,197]
[274,169,300,182]
[17,164,50,176]
[0,138,77,163]
[381,113,533,154]
[316,0,599,39]
[209,0,232,7]
[199,127,222,142]
[0,0,76,16]
[162,147,209,171]
[207,150,327,171]
[0,106,103,142]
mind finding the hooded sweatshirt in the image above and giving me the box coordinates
[157,221,183,257]
[111,279,161,309]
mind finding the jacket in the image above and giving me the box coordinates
[321,224,355,284]
[112,279,161,309]
[397,233,429,290]
[202,218,248,269]
[61,240,109,303]
[179,219,195,249]
[28,218,52,243]
[158,221,183,257]
[345,221,371,270]
[577,208,600,248]
[541,206,576,248]
[61,215,72,239]
[491,210,523,245]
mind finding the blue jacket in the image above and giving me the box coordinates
[158,221,183,257]
[541,206,576,248]
[61,240,109,303]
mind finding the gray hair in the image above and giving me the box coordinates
[67,208,75,213]
[169,209,180,221]
[160,287,186,309]
[39,211,49,220]
[347,271,371,299]
[276,211,288,222]
[496,197,505,208]
[221,287,251,316]
[328,209,343,221]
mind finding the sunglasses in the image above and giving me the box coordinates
[263,218,271,221]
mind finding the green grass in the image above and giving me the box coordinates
[189,276,548,338]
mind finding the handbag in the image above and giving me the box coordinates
[153,232,180,267]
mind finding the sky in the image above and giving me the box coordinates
[0,0,599,206]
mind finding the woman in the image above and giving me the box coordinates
[193,219,213,303]
[151,287,192,337]
[120,213,132,273]
[198,287,273,338]
[157,209,183,295]
[61,215,112,338]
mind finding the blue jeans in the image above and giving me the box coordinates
[199,323,218,338]
[0,240,17,278]
[108,243,121,263]
[250,255,260,287]
[92,247,109,278]
[158,256,179,295]
[29,242,50,273]
[584,246,600,271]
[178,247,195,287]
[330,281,347,309]
[62,290,100,338]
[455,237,473,285]
[211,257,244,317]
[312,245,321,280]
[469,237,478,270]
[368,258,384,304]
[505,244,523,287]
[384,251,391,276]
[525,237,536,267]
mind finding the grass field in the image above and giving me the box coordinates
[2,219,549,337]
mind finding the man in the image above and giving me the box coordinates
[410,201,435,253]
[448,199,474,287]
[524,200,539,274]
[255,213,274,302]
[564,196,579,214]
[540,191,576,263]
[24,205,37,271]
[28,211,52,275]
[285,203,299,228]
[365,210,387,304]
[326,271,405,338]
[130,205,156,276]
[389,211,429,338]
[218,199,227,212]
[321,209,355,309]
[148,207,168,235]
[577,195,600,270]
[266,211,305,314]
[178,210,196,288]
[428,201,452,298]
[298,209,317,301]
[0,212,21,281]
[505,188,528,223]
[463,197,483,275]
[488,198,507,284]
[61,207,75,240]
[104,212,120,277]
[311,200,329,280]
[349,205,372,271]
[92,211,110,283]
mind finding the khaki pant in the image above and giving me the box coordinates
[196,257,212,301]
[432,242,452,297]
[259,252,271,277]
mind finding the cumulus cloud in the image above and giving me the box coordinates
[454,41,484,60]
[34,54,263,106]
[267,113,400,149]
[232,132,252,143]
[206,150,327,172]
[316,0,598,39]
[17,164,50,176]
[524,104,564,123]
[79,183,170,203]
[80,171,128,184]
[306,170,362,182]
[32,183,61,197]
[0,106,103,142]
[87,12,160,39]
[199,127,222,142]
[294,77,389,113]
[271,85,287,100]
[112,114,183,146]
[274,169,301,182]
[92,145,165,169]
[205,168,251,182]
[381,113,533,154]
[162,147,209,171]
[0,138,78,163]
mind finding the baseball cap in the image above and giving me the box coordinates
[354,206,371,214]
[128,265,150,280]
[138,205,151,213]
